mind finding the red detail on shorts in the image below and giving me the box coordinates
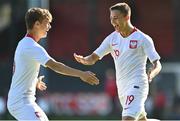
[124,107,130,110]
[125,95,135,105]
[35,111,41,118]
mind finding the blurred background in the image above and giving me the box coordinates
[0,0,180,120]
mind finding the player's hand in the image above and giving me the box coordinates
[74,53,89,65]
[36,76,47,91]
[147,68,153,83]
[80,71,99,85]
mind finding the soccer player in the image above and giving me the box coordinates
[7,8,99,121]
[74,2,162,121]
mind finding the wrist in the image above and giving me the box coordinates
[77,70,84,78]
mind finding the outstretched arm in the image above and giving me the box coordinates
[45,59,99,85]
[147,60,162,83]
[73,53,99,65]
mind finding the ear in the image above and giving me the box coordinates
[125,15,130,21]
[34,21,41,26]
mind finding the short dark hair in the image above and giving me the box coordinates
[25,8,52,30]
[110,3,131,17]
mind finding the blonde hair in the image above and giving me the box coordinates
[110,2,131,17]
[25,7,52,29]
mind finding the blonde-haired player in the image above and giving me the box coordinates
[7,8,99,121]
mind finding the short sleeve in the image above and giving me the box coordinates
[93,35,112,60]
[24,44,52,67]
[142,35,160,62]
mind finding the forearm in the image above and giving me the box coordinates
[149,60,162,79]
[74,53,99,65]
[84,54,97,65]
[47,60,83,78]
[46,59,100,85]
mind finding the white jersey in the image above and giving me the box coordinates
[94,28,160,97]
[7,36,52,109]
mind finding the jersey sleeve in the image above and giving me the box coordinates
[93,35,112,60]
[24,44,53,67]
[142,35,160,62]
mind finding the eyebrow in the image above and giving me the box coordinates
[110,16,118,18]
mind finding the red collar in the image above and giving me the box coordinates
[130,27,137,35]
[26,34,36,41]
[119,27,137,38]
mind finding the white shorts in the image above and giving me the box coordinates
[119,85,148,120]
[8,100,48,121]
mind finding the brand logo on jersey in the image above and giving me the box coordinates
[129,40,138,49]
[112,43,118,46]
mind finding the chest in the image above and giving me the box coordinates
[110,38,143,58]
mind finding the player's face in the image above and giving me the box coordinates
[38,19,51,38]
[110,10,127,32]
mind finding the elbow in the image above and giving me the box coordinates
[158,61,162,71]
[155,60,162,73]
[46,59,63,73]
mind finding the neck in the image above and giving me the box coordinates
[120,22,135,38]
[26,30,40,42]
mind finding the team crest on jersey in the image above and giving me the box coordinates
[129,40,138,49]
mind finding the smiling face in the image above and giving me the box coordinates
[110,10,127,33]
[109,3,131,33]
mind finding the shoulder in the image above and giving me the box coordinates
[18,37,35,47]
[19,37,45,53]
[104,31,118,42]
[135,29,153,42]
[108,31,119,38]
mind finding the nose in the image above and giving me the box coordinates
[48,24,51,30]
[111,20,116,26]
[110,18,115,26]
